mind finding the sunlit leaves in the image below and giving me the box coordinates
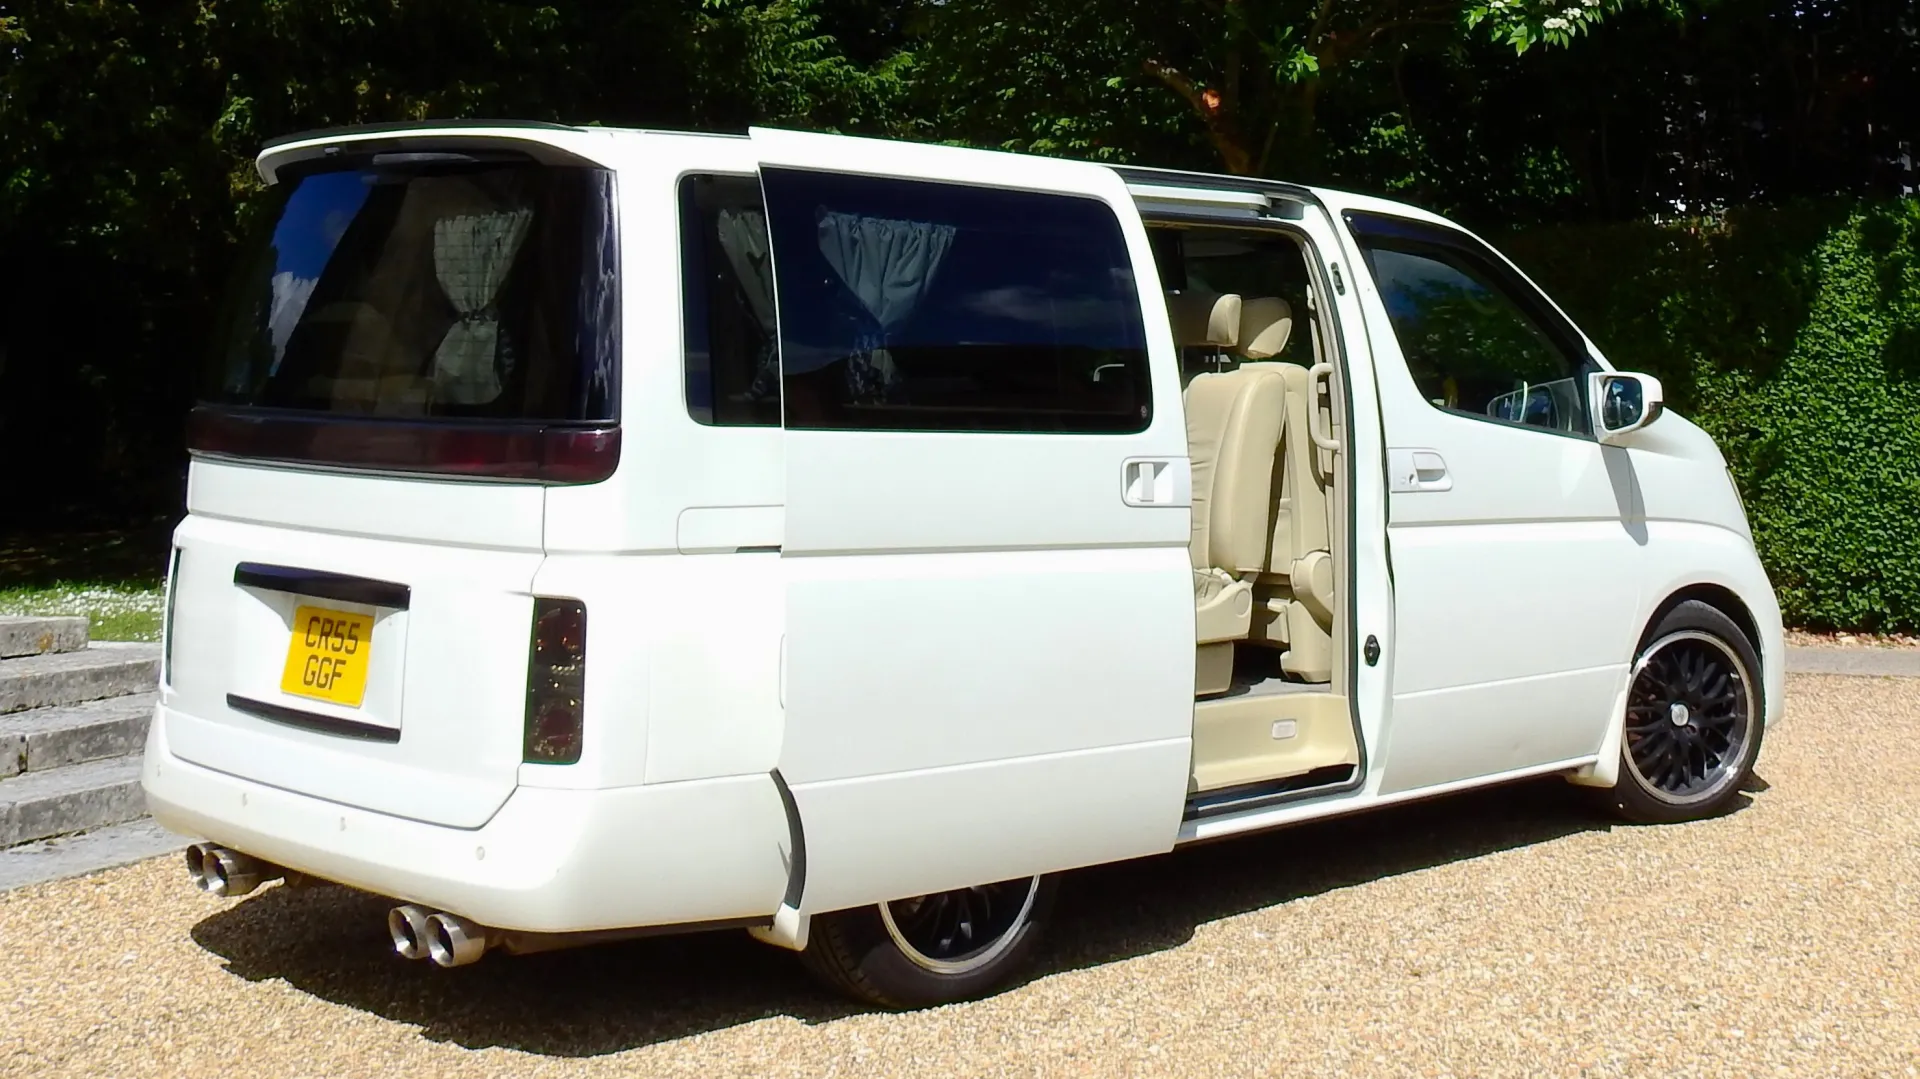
[1467,0,1626,51]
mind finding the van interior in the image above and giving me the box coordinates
[1148,223,1362,810]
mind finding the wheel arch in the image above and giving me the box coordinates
[1571,579,1770,792]
[1641,583,1762,659]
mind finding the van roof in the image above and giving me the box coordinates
[253,122,1440,223]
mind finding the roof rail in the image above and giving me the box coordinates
[1110,164,1319,207]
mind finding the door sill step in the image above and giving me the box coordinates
[1184,764,1357,821]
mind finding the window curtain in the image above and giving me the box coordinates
[430,208,535,405]
[716,207,780,401]
[814,210,957,401]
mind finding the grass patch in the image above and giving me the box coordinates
[0,517,174,642]
[0,582,165,642]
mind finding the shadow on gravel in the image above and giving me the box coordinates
[191,888,862,1055]
[188,775,1752,1057]
[1037,777,1748,982]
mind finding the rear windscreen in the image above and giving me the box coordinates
[206,159,619,422]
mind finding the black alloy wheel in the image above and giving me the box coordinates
[1605,600,1765,823]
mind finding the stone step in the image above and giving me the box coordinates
[0,693,156,778]
[0,616,90,660]
[0,817,186,892]
[0,644,160,715]
[0,753,146,848]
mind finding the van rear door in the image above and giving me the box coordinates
[163,131,619,828]
[751,128,1196,915]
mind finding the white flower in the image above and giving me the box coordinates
[1564,7,1582,16]
[1583,0,1600,6]
[1542,16,1570,28]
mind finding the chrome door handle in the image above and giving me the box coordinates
[1387,448,1452,492]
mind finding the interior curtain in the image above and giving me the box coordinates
[430,208,535,405]
[716,208,780,400]
[814,210,957,401]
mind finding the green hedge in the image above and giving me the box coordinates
[1498,200,1920,631]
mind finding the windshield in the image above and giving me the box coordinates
[206,159,618,422]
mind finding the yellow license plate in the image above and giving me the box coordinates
[280,606,374,707]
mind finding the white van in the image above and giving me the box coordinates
[144,121,1782,1009]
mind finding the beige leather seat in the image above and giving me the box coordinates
[1171,291,1288,695]
[1233,297,1336,683]
[1166,291,1242,357]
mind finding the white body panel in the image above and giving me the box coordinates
[142,126,1784,942]
[528,132,787,795]
[171,468,545,827]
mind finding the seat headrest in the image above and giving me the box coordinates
[1166,291,1243,349]
[1237,297,1293,360]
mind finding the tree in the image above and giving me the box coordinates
[912,0,1657,178]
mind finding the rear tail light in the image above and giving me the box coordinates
[524,598,587,765]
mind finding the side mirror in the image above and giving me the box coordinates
[1589,371,1664,445]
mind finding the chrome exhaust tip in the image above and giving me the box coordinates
[424,911,490,968]
[185,844,276,897]
[204,847,264,897]
[388,905,434,960]
[184,843,214,892]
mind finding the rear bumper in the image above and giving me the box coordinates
[141,705,791,933]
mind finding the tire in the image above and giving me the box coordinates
[799,874,1057,1009]
[1601,600,1765,824]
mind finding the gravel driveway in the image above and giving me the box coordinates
[4,673,1916,1078]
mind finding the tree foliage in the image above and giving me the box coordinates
[1,0,1916,634]
[910,0,1669,181]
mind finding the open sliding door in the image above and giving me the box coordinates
[754,128,1195,916]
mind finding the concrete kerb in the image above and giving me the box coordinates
[1784,646,1920,679]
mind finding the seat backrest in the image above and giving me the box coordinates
[1184,366,1286,575]
[1231,299,1325,571]
[1166,291,1243,349]
[1239,360,1332,574]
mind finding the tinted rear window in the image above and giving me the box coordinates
[206,160,619,422]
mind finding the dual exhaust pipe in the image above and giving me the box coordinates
[184,845,490,969]
[185,843,282,898]
[185,844,636,969]
[389,904,490,968]
[387,904,669,968]
[184,847,492,969]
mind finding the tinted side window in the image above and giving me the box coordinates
[1348,215,1594,436]
[680,174,780,426]
[761,169,1152,433]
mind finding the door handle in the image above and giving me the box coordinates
[1122,457,1192,507]
[1387,448,1452,492]
[1307,363,1341,452]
